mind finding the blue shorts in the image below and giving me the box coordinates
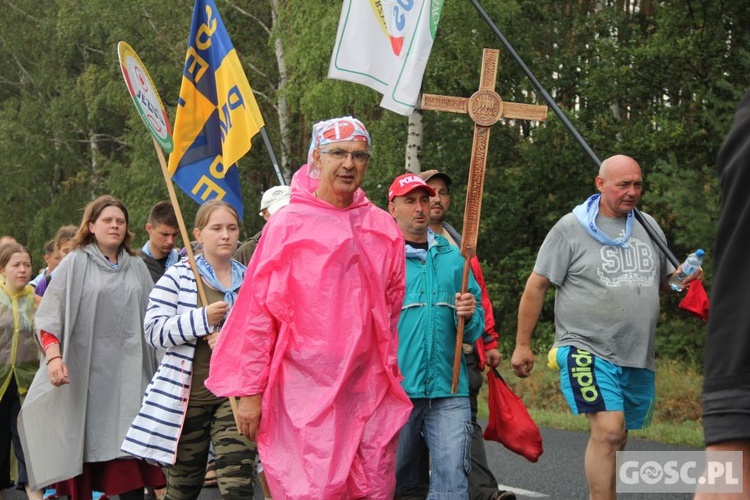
[550,346,655,430]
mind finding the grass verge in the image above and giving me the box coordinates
[477,358,704,448]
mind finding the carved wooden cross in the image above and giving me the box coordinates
[421,48,548,392]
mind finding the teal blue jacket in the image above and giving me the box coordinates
[398,232,484,398]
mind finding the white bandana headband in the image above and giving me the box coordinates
[306,116,371,178]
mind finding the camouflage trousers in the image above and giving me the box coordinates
[164,397,257,499]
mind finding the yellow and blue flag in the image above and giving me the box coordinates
[168,0,264,218]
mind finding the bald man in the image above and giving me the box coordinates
[511,155,697,500]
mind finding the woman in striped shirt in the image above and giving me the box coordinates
[122,200,256,499]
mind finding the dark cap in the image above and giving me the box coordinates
[418,169,453,187]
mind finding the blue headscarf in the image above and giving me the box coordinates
[141,241,179,270]
[194,254,245,308]
[572,194,633,248]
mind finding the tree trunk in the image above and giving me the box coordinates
[270,0,292,183]
[89,131,98,199]
[405,108,423,173]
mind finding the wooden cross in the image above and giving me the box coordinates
[421,48,548,392]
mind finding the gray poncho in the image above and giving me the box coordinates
[19,243,157,489]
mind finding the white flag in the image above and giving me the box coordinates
[328,0,444,116]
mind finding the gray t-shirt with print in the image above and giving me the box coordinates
[534,211,673,371]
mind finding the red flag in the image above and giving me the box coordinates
[679,280,710,321]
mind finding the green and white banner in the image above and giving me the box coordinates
[328,0,443,116]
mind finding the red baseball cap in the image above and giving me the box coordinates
[388,173,436,202]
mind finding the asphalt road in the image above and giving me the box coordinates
[486,426,700,499]
[3,425,701,499]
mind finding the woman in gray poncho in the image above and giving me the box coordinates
[19,195,165,500]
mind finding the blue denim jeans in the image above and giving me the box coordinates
[396,397,472,499]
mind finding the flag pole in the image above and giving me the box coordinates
[468,0,679,267]
[151,138,242,427]
[152,138,208,304]
[260,127,286,186]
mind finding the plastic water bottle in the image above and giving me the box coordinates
[669,249,705,292]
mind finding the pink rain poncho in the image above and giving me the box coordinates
[206,165,413,499]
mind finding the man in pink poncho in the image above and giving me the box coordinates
[206,117,413,499]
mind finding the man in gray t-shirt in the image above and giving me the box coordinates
[534,210,670,371]
[511,155,697,500]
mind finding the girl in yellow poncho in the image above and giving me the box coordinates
[0,243,41,499]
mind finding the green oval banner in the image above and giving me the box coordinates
[118,41,174,153]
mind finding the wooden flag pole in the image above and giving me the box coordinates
[151,138,207,304]
[151,138,241,427]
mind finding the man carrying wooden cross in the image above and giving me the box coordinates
[388,173,484,498]
[420,168,516,500]
[408,47,545,498]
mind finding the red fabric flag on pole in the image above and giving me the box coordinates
[679,281,710,321]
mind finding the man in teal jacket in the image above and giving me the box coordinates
[388,173,485,499]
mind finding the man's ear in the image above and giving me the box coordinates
[595,176,605,194]
[311,148,321,165]
[145,222,153,235]
[388,201,397,218]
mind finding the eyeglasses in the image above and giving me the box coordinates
[319,148,371,164]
